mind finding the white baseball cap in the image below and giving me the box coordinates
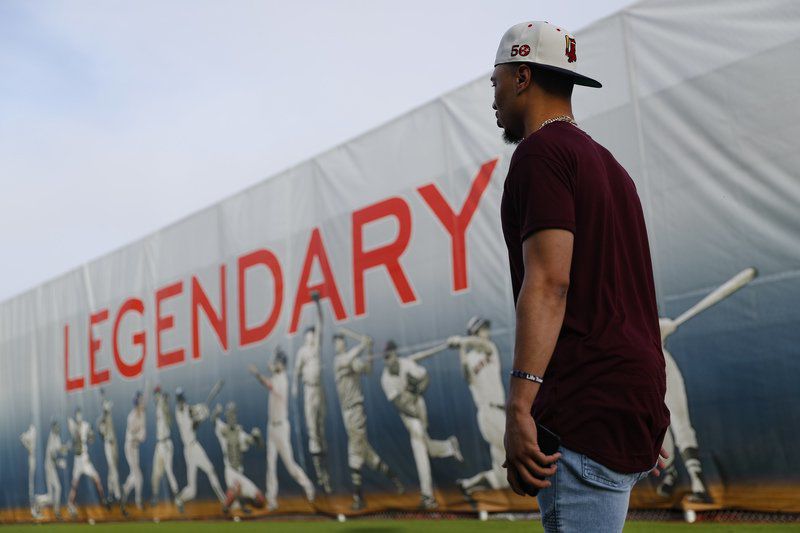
[495,21,601,88]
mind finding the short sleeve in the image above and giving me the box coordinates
[508,155,575,241]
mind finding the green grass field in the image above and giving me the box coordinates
[2,520,798,532]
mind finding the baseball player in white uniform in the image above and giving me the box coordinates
[32,420,69,518]
[67,407,108,517]
[174,387,226,513]
[448,318,510,500]
[292,291,331,494]
[20,423,38,517]
[657,318,713,504]
[381,340,463,510]
[334,329,403,510]
[249,347,315,511]
[150,386,179,506]
[214,402,266,512]
[96,392,121,502]
[120,390,146,515]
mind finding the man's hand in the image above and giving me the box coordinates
[251,428,264,447]
[503,410,560,496]
[649,446,670,477]
[247,364,259,377]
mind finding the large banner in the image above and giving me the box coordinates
[2,0,799,523]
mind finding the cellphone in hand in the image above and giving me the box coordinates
[523,422,561,497]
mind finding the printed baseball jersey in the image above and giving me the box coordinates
[175,404,199,444]
[215,419,251,472]
[464,345,505,407]
[20,425,36,453]
[296,344,322,385]
[46,432,62,464]
[70,420,91,455]
[125,409,145,444]
[155,397,171,441]
[268,373,289,423]
[381,358,426,402]
[335,346,367,410]
[97,412,116,444]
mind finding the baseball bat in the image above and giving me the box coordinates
[338,327,365,340]
[673,267,758,327]
[205,380,224,406]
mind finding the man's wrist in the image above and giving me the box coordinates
[507,374,541,417]
[507,398,535,417]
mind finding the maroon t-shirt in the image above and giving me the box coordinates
[500,121,669,473]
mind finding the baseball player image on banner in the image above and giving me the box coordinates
[120,390,147,515]
[150,387,179,506]
[447,317,509,502]
[656,267,758,505]
[334,328,404,510]
[96,390,121,503]
[213,402,266,512]
[66,407,108,517]
[19,423,38,517]
[174,385,226,513]
[249,348,315,512]
[380,340,463,510]
[32,420,69,518]
[292,291,332,494]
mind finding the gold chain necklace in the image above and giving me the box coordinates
[539,115,577,130]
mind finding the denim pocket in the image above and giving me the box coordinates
[580,454,638,491]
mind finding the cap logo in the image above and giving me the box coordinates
[510,44,531,57]
[565,35,577,63]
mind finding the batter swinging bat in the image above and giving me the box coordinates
[673,267,758,327]
[205,380,224,406]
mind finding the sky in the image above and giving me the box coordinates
[0,0,635,302]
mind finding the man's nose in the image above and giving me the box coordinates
[492,102,497,111]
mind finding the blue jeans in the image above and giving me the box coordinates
[537,446,650,533]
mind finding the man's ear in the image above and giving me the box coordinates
[515,64,532,94]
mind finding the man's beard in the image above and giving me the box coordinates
[502,127,523,145]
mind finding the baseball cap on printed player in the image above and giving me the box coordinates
[495,21,601,88]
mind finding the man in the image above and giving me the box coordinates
[292,291,331,494]
[121,390,146,515]
[32,420,68,518]
[96,391,121,503]
[150,386,179,506]
[380,340,462,510]
[174,387,226,512]
[213,402,266,512]
[333,329,403,510]
[493,22,669,532]
[20,423,38,517]
[656,318,712,503]
[67,407,108,517]
[447,317,509,500]
[249,347,315,511]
